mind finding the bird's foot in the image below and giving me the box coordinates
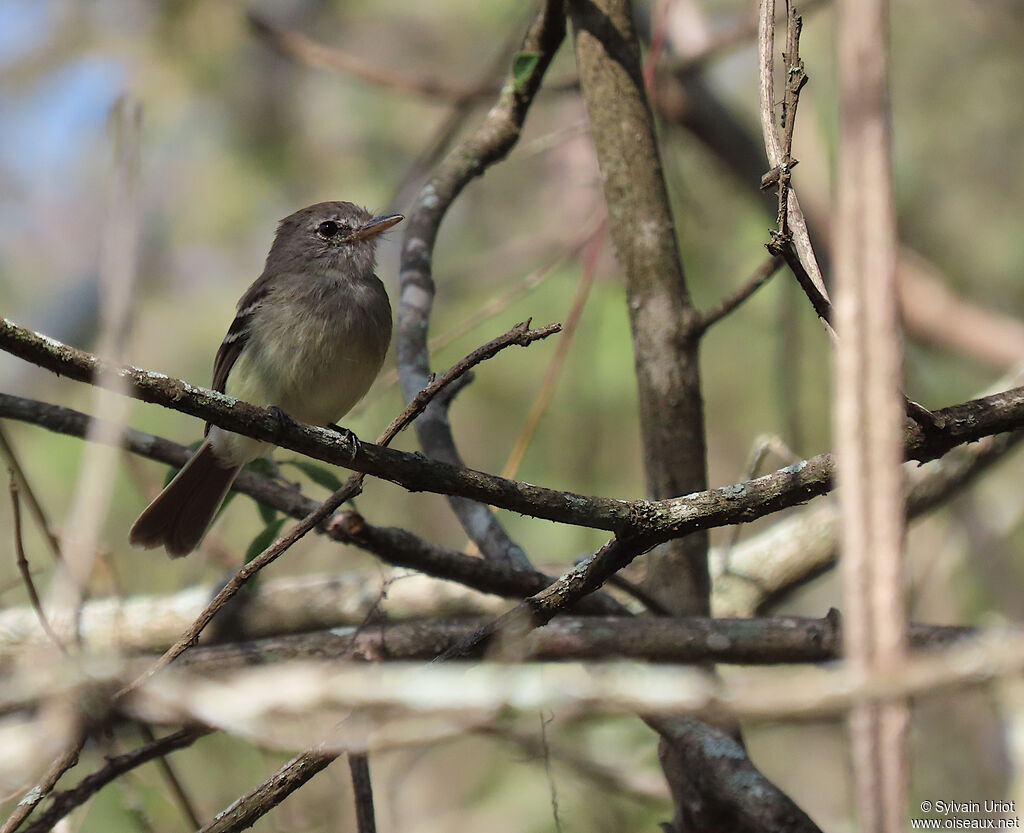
[327,423,361,456]
[268,406,298,442]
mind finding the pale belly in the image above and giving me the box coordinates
[212,293,388,466]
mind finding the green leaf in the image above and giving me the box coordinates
[512,51,539,93]
[245,457,278,478]
[255,501,277,525]
[244,516,286,566]
[280,459,345,492]
[240,458,282,522]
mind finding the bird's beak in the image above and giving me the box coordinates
[345,213,404,242]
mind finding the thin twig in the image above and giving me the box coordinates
[122,321,561,694]
[538,712,564,833]
[500,219,605,481]
[757,0,833,337]
[347,753,376,833]
[249,13,482,102]
[0,425,61,562]
[375,210,605,393]
[695,254,783,332]
[17,728,211,833]
[1,735,85,833]
[136,723,202,829]
[8,471,65,652]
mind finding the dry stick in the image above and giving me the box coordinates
[1,325,1023,543]
[16,727,212,833]
[0,426,61,562]
[500,218,605,482]
[834,0,908,826]
[757,0,834,340]
[347,754,376,833]
[135,723,202,829]
[7,472,65,652]
[0,736,85,833]
[175,614,973,671]
[123,320,560,694]
[695,253,784,333]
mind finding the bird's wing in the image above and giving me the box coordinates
[205,277,272,437]
[211,276,271,393]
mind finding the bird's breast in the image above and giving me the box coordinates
[227,274,392,428]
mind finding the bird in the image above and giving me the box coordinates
[130,201,402,557]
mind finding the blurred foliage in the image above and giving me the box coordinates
[1,0,1023,830]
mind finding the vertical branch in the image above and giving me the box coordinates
[565,3,821,831]
[347,753,377,833]
[757,0,833,335]
[834,0,907,829]
[568,0,708,616]
[0,426,62,562]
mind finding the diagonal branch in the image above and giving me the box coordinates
[758,0,834,339]
[16,727,212,833]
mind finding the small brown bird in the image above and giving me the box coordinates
[130,201,402,556]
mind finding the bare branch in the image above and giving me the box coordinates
[7,472,65,653]
[1,736,84,833]
[176,614,972,671]
[396,0,566,566]
[695,254,784,333]
[17,728,211,833]
[124,320,563,693]
[835,0,907,824]
[347,753,376,833]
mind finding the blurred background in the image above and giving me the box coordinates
[1,0,1023,830]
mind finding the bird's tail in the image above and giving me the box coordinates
[129,440,241,557]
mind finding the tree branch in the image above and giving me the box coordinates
[1,317,1023,547]
[124,320,563,692]
[176,614,972,671]
[396,0,566,567]
[16,727,214,833]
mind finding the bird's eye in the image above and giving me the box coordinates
[317,220,343,238]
